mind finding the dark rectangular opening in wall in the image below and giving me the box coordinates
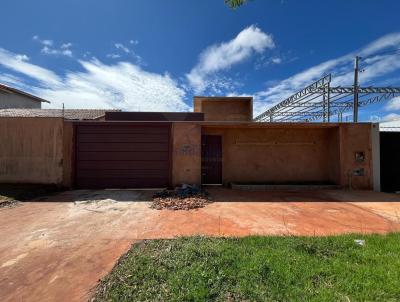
[380,131,400,192]
[201,135,222,184]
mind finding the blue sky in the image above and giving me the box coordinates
[1,0,400,121]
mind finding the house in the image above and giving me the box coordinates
[0,97,380,191]
[0,83,50,109]
[378,119,400,192]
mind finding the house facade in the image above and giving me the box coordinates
[0,97,381,191]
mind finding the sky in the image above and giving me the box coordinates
[1,0,400,122]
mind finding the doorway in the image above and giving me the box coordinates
[201,135,222,184]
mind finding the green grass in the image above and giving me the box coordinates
[0,184,62,202]
[92,234,400,302]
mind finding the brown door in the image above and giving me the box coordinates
[201,135,222,184]
[75,123,171,188]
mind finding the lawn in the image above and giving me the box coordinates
[92,234,400,302]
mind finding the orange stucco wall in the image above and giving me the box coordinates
[203,125,341,185]
[0,118,374,190]
[338,123,374,189]
[0,117,64,184]
[171,123,202,186]
[62,121,74,187]
[193,97,253,121]
[172,122,374,190]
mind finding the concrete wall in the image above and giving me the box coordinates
[171,123,202,186]
[203,125,341,185]
[0,118,63,184]
[0,91,41,109]
[194,97,253,121]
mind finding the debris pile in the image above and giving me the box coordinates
[151,184,212,210]
[0,199,18,209]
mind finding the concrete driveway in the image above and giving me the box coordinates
[1,188,400,302]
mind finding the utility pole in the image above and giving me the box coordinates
[327,82,331,122]
[353,56,360,122]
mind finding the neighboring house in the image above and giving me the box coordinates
[0,108,119,120]
[379,119,400,132]
[0,83,50,109]
[379,119,400,192]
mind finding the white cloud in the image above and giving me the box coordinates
[32,35,54,46]
[0,47,189,111]
[15,54,29,61]
[369,115,381,122]
[42,40,53,46]
[382,113,400,122]
[61,43,72,49]
[41,46,73,57]
[252,32,400,117]
[385,96,400,111]
[112,42,143,65]
[187,25,275,93]
[33,35,73,57]
[254,55,286,70]
[106,53,121,59]
[271,57,282,64]
[359,33,400,57]
[115,43,130,53]
[0,73,29,88]
[0,48,61,85]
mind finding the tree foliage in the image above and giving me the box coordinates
[225,0,249,9]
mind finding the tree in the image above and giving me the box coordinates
[225,0,249,9]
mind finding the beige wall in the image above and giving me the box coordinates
[0,118,63,184]
[0,90,41,109]
[194,97,253,121]
[171,123,202,186]
[203,125,341,185]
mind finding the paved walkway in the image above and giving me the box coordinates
[1,188,400,301]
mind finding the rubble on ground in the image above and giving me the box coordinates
[151,184,212,210]
[0,199,19,209]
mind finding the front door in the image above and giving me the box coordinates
[201,135,222,184]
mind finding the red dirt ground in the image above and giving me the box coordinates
[1,188,400,302]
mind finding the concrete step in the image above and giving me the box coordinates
[230,183,341,191]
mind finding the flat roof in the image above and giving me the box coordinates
[194,96,252,100]
[69,120,374,128]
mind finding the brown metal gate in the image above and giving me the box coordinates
[74,122,171,188]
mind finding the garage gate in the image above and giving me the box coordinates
[75,123,171,188]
